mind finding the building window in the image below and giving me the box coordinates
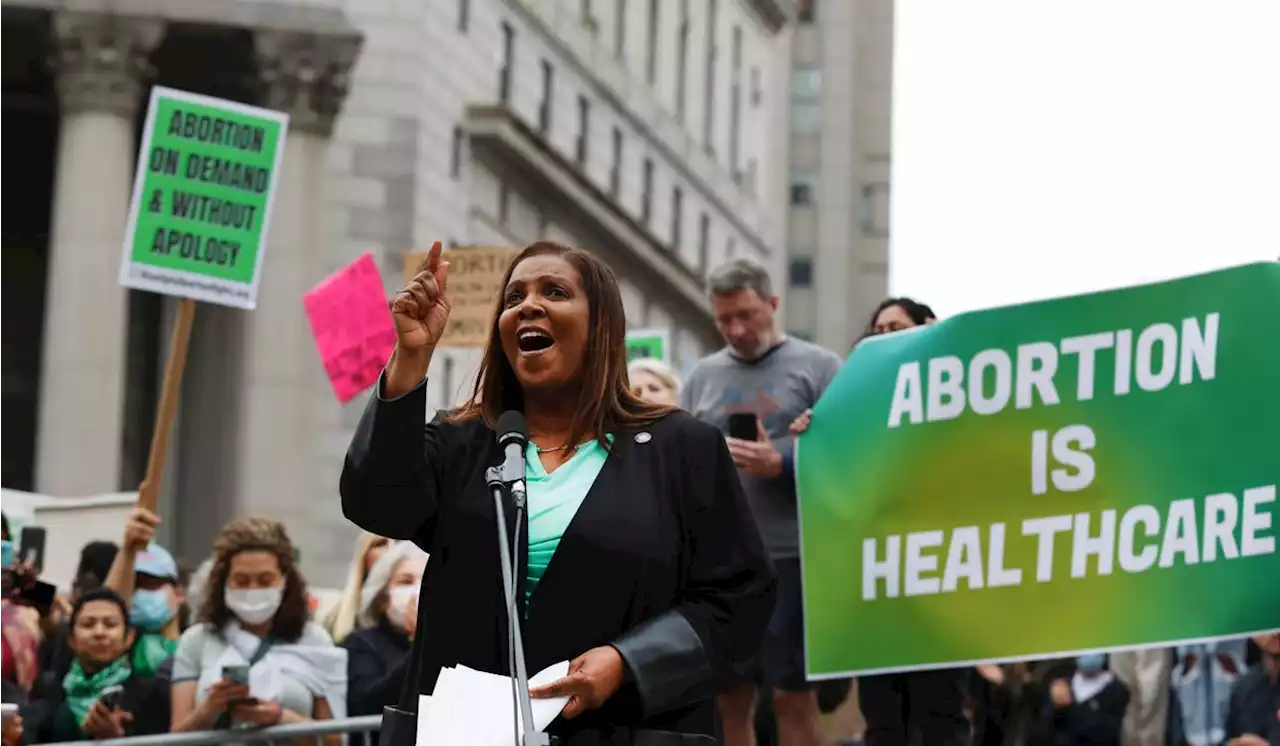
[641,158,654,225]
[499,22,514,103]
[539,60,553,134]
[459,0,470,31]
[670,187,683,250]
[499,182,510,223]
[791,172,816,205]
[610,127,623,197]
[791,102,821,133]
[581,0,596,32]
[793,67,822,100]
[702,0,718,151]
[675,0,690,123]
[789,256,814,287]
[726,237,736,258]
[750,66,762,108]
[861,183,890,237]
[615,0,627,58]
[645,0,659,84]
[450,126,463,178]
[729,25,742,173]
[798,0,815,23]
[576,95,590,166]
[698,212,711,271]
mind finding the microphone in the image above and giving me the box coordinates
[490,410,550,745]
[496,410,528,509]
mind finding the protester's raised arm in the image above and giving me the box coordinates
[104,504,160,609]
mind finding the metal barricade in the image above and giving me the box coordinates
[42,714,383,746]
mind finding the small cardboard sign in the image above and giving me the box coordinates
[403,246,520,348]
[120,86,289,310]
[304,253,397,403]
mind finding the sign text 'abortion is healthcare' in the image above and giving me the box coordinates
[798,262,1280,677]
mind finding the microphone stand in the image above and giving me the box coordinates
[486,465,551,746]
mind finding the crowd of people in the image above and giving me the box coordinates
[0,513,427,745]
[2,249,1277,746]
[624,259,1278,746]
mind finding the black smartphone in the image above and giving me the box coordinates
[727,412,759,441]
[22,579,57,611]
[98,685,124,710]
[19,527,46,574]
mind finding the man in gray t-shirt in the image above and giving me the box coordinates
[682,257,842,745]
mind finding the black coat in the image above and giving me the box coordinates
[340,378,777,743]
[1048,677,1129,746]
[343,623,412,718]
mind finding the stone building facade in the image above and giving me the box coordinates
[1,0,794,583]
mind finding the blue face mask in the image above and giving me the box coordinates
[131,589,175,632]
[1077,653,1106,672]
[1,540,13,568]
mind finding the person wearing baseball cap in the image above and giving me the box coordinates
[103,503,186,677]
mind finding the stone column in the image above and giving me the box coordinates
[36,12,161,495]
[227,31,357,559]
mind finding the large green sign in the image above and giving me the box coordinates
[119,86,288,310]
[798,262,1280,677]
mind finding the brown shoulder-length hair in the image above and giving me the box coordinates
[447,241,674,449]
[197,517,310,643]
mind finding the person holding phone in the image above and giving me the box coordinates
[2,514,42,698]
[682,259,843,746]
[169,518,345,743]
[1,701,22,746]
[26,588,168,741]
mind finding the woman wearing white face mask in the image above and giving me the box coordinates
[341,541,428,720]
[168,518,347,743]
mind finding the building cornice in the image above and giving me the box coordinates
[741,0,796,33]
[464,103,718,337]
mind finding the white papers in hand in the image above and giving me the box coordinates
[416,661,570,746]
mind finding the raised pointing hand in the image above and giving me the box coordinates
[389,240,452,352]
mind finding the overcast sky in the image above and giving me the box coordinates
[890,0,1280,317]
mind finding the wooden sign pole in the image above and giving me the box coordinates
[136,298,197,512]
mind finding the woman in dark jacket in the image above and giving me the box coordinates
[341,241,777,744]
[343,541,427,719]
[27,588,169,742]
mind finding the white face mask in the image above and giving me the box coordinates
[386,586,417,630]
[224,586,283,626]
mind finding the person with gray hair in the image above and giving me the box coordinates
[684,256,843,746]
[341,541,428,722]
[628,357,681,407]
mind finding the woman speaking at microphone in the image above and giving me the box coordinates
[340,240,777,744]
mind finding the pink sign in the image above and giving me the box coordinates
[303,253,397,404]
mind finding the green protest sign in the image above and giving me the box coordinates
[626,328,671,363]
[119,86,289,310]
[798,262,1280,677]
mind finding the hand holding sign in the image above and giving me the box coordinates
[390,240,452,353]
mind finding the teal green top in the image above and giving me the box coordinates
[524,436,611,602]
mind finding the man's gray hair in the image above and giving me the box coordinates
[707,257,774,300]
